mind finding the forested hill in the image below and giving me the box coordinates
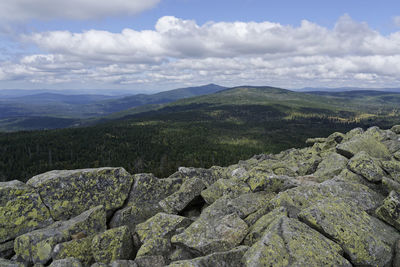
[0,84,226,132]
[1,86,400,182]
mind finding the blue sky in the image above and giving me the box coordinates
[1,0,400,91]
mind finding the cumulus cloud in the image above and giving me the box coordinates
[0,0,160,21]
[2,15,400,89]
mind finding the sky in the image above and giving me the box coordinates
[1,0,400,92]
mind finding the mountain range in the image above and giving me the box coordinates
[1,84,400,182]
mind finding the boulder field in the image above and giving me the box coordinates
[2,125,400,266]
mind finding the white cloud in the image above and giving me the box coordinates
[0,0,160,21]
[2,15,400,89]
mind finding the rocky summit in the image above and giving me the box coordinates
[3,126,400,267]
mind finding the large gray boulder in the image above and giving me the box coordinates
[0,180,53,243]
[135,213,192,259]
[171,193,271,256]
[110,174,182,230]
[347,151,386,182]
[299,200,400,266]
[27,168,133,221]
[270,179,383,216]
[14,205,106,264]
[159,178,206,214]
[168,246,249,267]
[242,216,351,267]
[376,191,400,231]
[91,226,134,264]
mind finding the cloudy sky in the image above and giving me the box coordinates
[1,0,400,92]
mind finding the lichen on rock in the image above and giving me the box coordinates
[27,167,133,221]
[14,205,106,264]
[0,180,53,243]
[91,226,134,264]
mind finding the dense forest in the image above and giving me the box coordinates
[2,87,400,182]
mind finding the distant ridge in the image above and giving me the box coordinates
[296,87,400,93]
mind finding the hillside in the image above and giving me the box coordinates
[0,84,226,131]
[2,125,400,266]
[1,86,400,182]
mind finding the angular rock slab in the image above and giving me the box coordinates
[381,160,400,183]
[347,151,385,182]
[242,216,351,267]
[168,246,249,267]
[49,257,83,267]
[110,174,182,230]
[243,207,288,246]
[135,213,192,258]
[171,193,271,256]
[271,179,383,215]
[27,167,133,220]
[0,240,15,259]
[52,236,94,266]
[376,191,400,231]
[299,200,399,266]
[159,177,206,214]
[336,134,391,159]
[172,213,248,256]
[0,180,53,243]
[200,178,250,204]
[14,205,106,264]
[312,152,348,182]
[92,226,133,264]
[0,258,25,267]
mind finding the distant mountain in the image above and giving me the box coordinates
[92,83,226,113]
[8,93,119,105]
[0,84,226,131]
[3,85,400,182]
[296,87,400,93]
